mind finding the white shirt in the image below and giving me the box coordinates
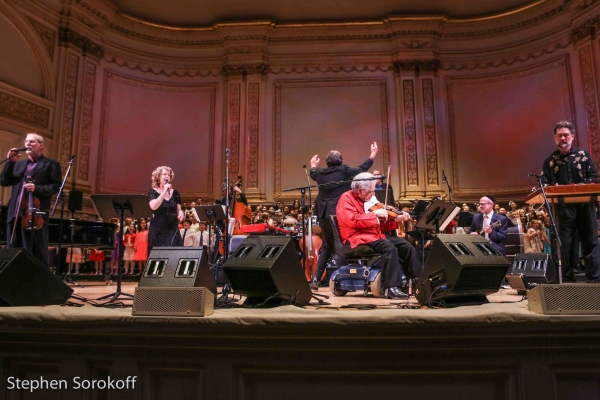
[483,211,494,241]
[179,228,196,247]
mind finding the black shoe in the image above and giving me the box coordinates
[385,287,409,299]
[310,279,319,291]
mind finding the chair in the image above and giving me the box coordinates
[327,215,385,297]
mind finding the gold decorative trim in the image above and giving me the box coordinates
[579,45,600,168]
[392,59,440,76]
[77,61,96,181]
[59,53,79,172]
[446,56,574,195]
[58,27,104,59]
[571,14,600,43]
[402,80,418,186]
[222,64,268,77]
[246,82,260,188]
[274,79,390,197]
[422,79,439,186]
[26,17,56,60]
[227,83,241,177]
[0,92,50,129]
[98,71,216,198]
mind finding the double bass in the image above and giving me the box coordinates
[230,175,252,235]
[299,210,323,282]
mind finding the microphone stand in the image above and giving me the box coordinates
[220,149,232,300]
[442,170,452,202]
[534,175,563,284]
[51,155,82,286]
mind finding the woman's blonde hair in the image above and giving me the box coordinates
[151,166,174,189]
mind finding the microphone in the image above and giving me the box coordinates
[442,170,447,184]
[11,147,27,153]
[528,173,544,178]
[225,148,230,160]
[302,165,306,169]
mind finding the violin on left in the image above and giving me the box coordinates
[20,176,43,231]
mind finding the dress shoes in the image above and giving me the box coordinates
[310,279,319,291]
[385,287,409,299]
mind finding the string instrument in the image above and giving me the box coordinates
[476,219,502,235]
[299,212,323,281]
[231,175,252,235]
[20,176,43,230]
[368,202,405,220]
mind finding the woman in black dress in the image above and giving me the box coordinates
[148,166,185,252]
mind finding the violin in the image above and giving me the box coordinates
[368,202,405,220]
[20,176,43,230]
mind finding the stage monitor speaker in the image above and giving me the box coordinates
[506,253,556,294]
[528,284,600,315]
[132,287,214,317]
[222,236,311,306]
[139,247,216,296]
[0,248,73,306]
[68,190,83,212]
[415,234,511,307]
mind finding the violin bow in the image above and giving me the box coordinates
[383,164,391,207]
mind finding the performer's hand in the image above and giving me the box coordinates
[24,182,35,192]
[370,142,378,158]
[6,149,20,163]
[233,186,242,194]
[484,226,492,234]
[163,182,172,194]
[372,208,387,219]
[394,212,411,223]
[310,155,319,168]
[177,210,184,222]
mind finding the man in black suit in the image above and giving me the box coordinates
[308,142,378,290]
[1,133,62,266]
[470,195,508,256]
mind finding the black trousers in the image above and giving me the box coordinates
[556,202,600,282]
[369,237,423,289]
[7,215,50,267]
[313,217,340,282]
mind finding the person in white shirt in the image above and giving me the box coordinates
[179,220,196,247]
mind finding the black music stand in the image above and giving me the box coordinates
[457,211,474,228]
[196,205,225,253]
[416,200,460,234]
[92,194,151,303]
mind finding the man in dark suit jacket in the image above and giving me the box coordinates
[470,195,508,256]
[1,133,62,266]
[308,142,378,290]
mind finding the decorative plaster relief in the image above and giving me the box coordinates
[402,80,418,186]
[59,53,79,172]
[422,78,439,186]
[0,91,50,128]
[26,16,56,60]
[77,61,96,181]
[228,83,241,177]
[579,44,600,166]
[246,81,260,188]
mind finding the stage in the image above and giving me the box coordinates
[1,282,600,400]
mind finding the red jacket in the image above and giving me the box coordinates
[336,190,397,248]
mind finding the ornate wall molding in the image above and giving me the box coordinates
[227,83,241,177]
[571,13,600,42]
[402,79,418,186]
[422,78,439,186]
[103,54,221,77]
[58,27,104,60]
[0,91,50,129]
[274,79,390,197]
[393,59,440,76]
[579,44,600,166]
[222,63,268,77]
[269,65,392,74]
[59,53,79,172]
[26,16,56,60]
[246,81,260,188]
[77,61,96,181]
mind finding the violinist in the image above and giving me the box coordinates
[366,169,398,237]
[0,133,61,266]
[336,172,422,299]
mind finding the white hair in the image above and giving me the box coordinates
[351,172,375,193]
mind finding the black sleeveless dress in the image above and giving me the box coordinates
[148,188,183,252]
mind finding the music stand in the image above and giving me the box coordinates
[91,194,151,303]
[416,200,460,234]
[457,211,474,228]
[196,205,226,253]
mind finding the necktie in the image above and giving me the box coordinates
[199,232,204,246]
[182,229,187,245]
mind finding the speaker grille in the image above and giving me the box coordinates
[543,285,600,312]
[454,266,507,291]
[132,287,214,317]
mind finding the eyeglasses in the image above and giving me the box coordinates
[478,202,491,206]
